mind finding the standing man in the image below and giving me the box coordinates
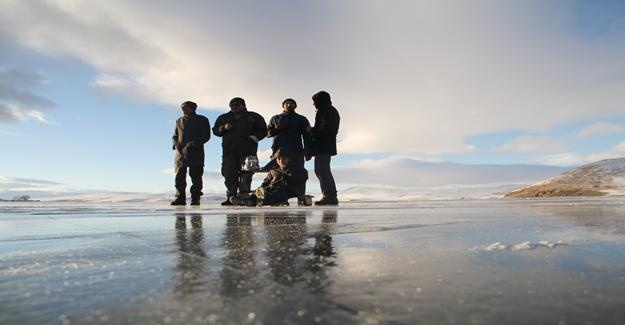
[171,101,211,206]
[308,91,340,205]
[265,98,312,202]
[213,97,267,205]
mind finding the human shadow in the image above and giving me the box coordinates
[263,210,338,293]
[218,210,339,298]
[220,213,259,297]
[173,212,208,298]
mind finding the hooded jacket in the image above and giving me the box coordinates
[311,105,340,156]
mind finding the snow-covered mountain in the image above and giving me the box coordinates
[506,158,625,198]
[1,158,570,202]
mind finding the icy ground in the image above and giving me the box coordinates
[2,199,625,324]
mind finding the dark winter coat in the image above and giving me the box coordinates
[260,165,308,201]
[172,112,211,167]
[310,105,340,156]
[212,110,267,157]
[267,110,312,157]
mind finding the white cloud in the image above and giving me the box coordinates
[614,141,625,152]
[533,141,625,166]
[334,157,565,188]
[498,136,569,154]
[256,149,274,163]
[2,1,625,154]
[583,141,625,164]
[532,153,586,166]
[585,151,624,163]
[578,122,625,138]
[0,67,55,123]
[0,176,67,194]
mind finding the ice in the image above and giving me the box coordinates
[2,198,625,324]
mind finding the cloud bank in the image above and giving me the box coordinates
[334,157,566,188]
[498,136,569,154]
[1,1,625,153]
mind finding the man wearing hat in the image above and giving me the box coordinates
[171,101,211,205]
[213,97,267,205]
[265,98,312,203]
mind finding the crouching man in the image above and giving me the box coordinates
[231,150,308,207]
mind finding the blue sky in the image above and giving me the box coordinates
[1,0,625,194]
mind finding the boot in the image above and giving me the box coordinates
[245,195,258,207]
[230,195,258,207]
[298,195,312,206]
[221,197,233,206]
[190,197,201,206]
[171,197,186,206]
[314,196,338,206]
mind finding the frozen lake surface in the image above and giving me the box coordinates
[2,199,625,324]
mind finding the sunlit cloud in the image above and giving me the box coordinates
[578,122,625,138]
[2,1,625,154]
[498,136,569,154]
[0,176,66,193]
[533,142,625,166]
[334,156,565,188]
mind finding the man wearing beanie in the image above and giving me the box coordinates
[171,101,211,206]
[265,98,312,204]
[213,97,267,205]
[308,91,340,205]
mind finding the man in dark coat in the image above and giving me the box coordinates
[265,98,312,202]
[171,101,211,205]
[231,150,308,207]
[308,91,340,205]
[213,97,267,205]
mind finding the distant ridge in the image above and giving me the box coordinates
[505,158,625,198]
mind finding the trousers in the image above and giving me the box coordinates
[175,163,204,199]
[314,154,336,198]
[222,156,253,197]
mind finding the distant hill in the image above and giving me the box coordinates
[1,159,569,202]
[505,158,625,198]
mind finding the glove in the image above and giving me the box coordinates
[182,143,194,161]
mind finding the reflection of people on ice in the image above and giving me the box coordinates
[230,150,308,207]
[173,213,207,296]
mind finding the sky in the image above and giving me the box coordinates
[1,0,625,195]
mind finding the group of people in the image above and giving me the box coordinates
[170,91,340,207]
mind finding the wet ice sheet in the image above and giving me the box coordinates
[2,199,625,324]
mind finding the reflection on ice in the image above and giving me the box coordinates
[3,200,625,324]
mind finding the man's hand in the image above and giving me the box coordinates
[305,153,312,161]
[224,122,233,130]
[182,143,194,160]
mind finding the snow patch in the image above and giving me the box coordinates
[474,240,567,252]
